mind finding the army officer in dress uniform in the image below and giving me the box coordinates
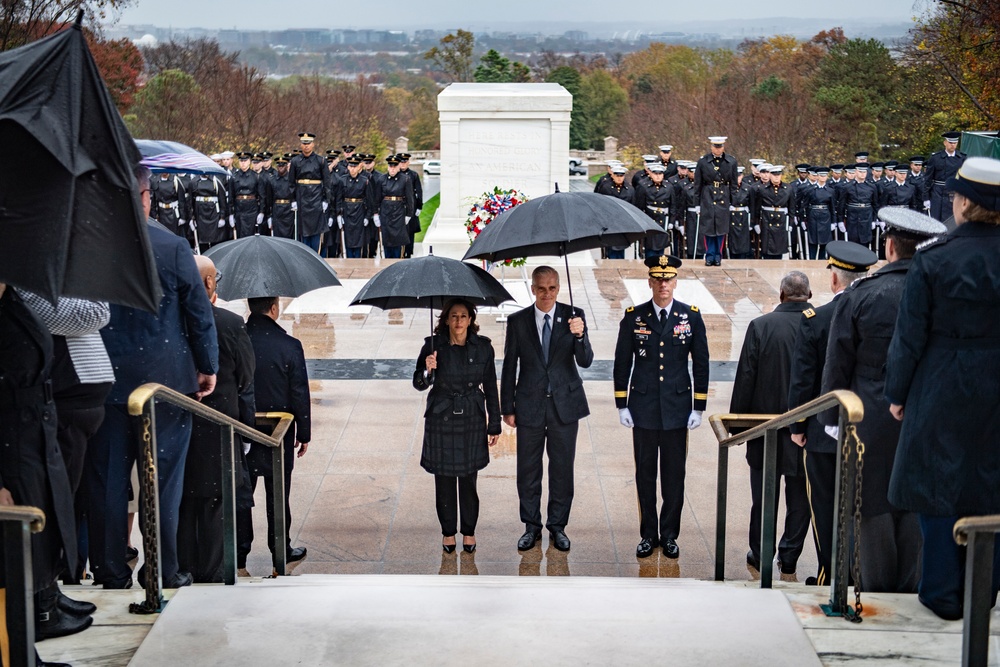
[335,156,374,258]
[288,132,330,253]
[370,155,415,259]
[694,136,739,266]
[267,154,296,239]
[614,255,709,559]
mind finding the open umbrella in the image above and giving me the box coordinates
[203,235,341,301]
[135,139,229,176]
[0,14,161,312]
[350,252,515,347]
[463,188,667,306]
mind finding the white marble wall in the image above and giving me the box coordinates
[421,83,572,259]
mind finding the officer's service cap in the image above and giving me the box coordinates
[769,164,785,174]
[386,155,400,165]
[826,241,877,272]
[845,165,857,173]
[236,151,252,160]
[611,165,628,175]
[749,159,765,166]
[658,145,673,152]
[830,164,844,172]
[642,154,658,162]
[676,161,690,169]
[795,163,810,172]
[261,151,273,159]
[297,132,315,143]
[855,151,869,159]
[947,156,1000,211]
[871,162,885,170]
[326,149,341,156]
[606,159,622,165]
[362,153,375,161]
[649,163,666,173]
[942,131,962,142]
[895,165,909,174]
[347,156,362,165]
[815,166,830,175]
[708,136,727,144]
[342,144,356,152]
[645,254,682,279]
[910,156,925,165]
[885,161,898,169]
[854,163,869,171]
[878,207,947,240]
[758,163,773,172]
[737,166,745,173]
[273,155,289,164]
[325,154,337,162]
[807,166,818,175]
[399,153,412,160]
[251,153,263,162]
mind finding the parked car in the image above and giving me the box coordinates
[422,159,441,176]
[569,158,587,176]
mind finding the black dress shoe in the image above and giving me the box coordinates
[517,530,542,551]
[636,538,656,558]
[36,603,93,642]
[58,591,96,617]
[162,572,193,588]
[805,576,818,586]
[777,559,796,575]
[549,530,571,552]
[286,547,308,572]
[662,538,679,558]
[746,550,760,571]
[125,545,139,562]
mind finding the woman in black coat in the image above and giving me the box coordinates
[885,157,1000,620]
[413,299,501,553]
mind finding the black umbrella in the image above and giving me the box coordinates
[0,14,161,312]
[135,139,230,176]
[463,188,667,306]
[203,235,341,300]
[350,252,515,338]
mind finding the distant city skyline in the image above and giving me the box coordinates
[110,0,922,32]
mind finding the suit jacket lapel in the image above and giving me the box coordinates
[523,306,545,365]
[646,302,664,336]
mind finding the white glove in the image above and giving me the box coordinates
[838,222,846,233]
[405,216,412,224]
[328,217,334,228]
[188,219,196,231]
[217,219,226,228]
[800,221,807,231]
[825,425,840,441]
[877,220,886,230]
[291,201,298,211]
[871,221,877,230]
[322,201,329,212]
[256,213,264,225]
[687,411,703,430]
[618,408,634,428]
[363,218,369,227]
[694,206,701,214]
[267,217,273,229]
[374,214,381,228]
[178,218,186,227]
[415,209,422,217]
[923,200,931,210]
[228,215,236,228]
[831,223,837,232]
[337,215,345,229]
[753,224,761,234]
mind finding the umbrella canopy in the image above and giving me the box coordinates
[135,139,229,176]
[203,235,341,300]
[0,17,161,312]
[463,190,666,262]
[350,255,515,312]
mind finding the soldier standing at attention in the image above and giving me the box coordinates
[921,132,967,226]
[267,154,296,239]
[595,163,636,259]
[230,151,265,238]
[336,145,357,177]
[370,155,415,259]
[755,165,795,260]
[398,153,423,258]
[633,163,673,259]
[189,171,232,252]
[728,167,753,259]
[658,145,677,179]
[288,132,330,253]
[614,255,709,559]
[150,172,191,244]
[801,166,835,260]
[336,156,374,258]
[694,136,739,266]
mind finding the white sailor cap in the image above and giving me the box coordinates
[220,151,235,159]
[210,153,222,161]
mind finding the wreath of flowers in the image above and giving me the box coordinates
[465,186,529,267]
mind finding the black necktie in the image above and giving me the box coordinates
[542,314,551,365]
[659,309,667,327]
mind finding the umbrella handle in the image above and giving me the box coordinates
[563,245,574,310]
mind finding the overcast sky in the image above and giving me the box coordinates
[111,0,921,30]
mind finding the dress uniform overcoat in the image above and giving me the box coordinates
[412,333,501,477]
[150,174,189,238]
[921,149,967,222]
[880,180,921,211]
[188,175,231,246]
[613,300,709,431]
[728,181,753,256]
[755,181,795,256]
[266,171,297,239]
[803,185,835,246]
[371,172,415,250]
[336,172,374,251]
[289,152,329,238]
[595,178,636,254]
[675,179,699,258]
[694,152,739,237]
[885,222,1000,516]
[230,168,266,238]
[633,180,673,256]
[839,180,878,245]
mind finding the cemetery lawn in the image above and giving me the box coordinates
[414,193,440,243]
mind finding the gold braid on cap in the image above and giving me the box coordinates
[827,256,859,271]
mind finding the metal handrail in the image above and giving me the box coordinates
[127,383,294,614]
[1,505,46,667]
[709,389,864,618]
[953,514,1000,667]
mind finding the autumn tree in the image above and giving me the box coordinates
[88,35,143,109]
[0,0,134,51]
[473,49,530,83]
[125,69,206,145]
[423,29,475,82]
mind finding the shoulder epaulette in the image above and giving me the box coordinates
[917,235,948,251]
[690,305,699,313]
[626,306,634,313]
[803,308,816,319]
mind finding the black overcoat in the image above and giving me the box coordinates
[694,152,739,236]
[787,297,841,454]
[728,182,753,256]
[731,301,810,476]
[413,333,501,477]
[885,222,1000,516]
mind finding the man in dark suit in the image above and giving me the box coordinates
[501,266,594,552]
[87,164,219,589]
[177,256,256,583]
[613,255,709,559]
[237,296,310,574]
[731,271,813,576]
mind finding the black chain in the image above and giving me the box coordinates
[842,424,865,623]
[129,414,161,615]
